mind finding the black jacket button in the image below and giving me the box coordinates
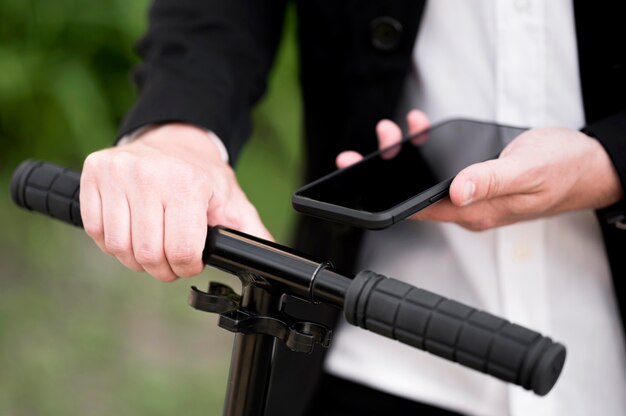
[370,16,403,52]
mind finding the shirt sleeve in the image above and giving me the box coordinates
[583,109,626,227]
[118,0,287,164]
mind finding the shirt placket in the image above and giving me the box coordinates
[494,1,554,415]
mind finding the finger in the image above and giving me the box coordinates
[406,109,430,135]
[164,200,207,278]
[336,151,364,169]
[130,195,177,282]
[79,178,106,253]
[449,157,527,207]
[410,198,504,231]
[376,119,403,159]
[410,198,459,222]
[407,109,431,146]
[377,119,403,149]
[101,187,145,272]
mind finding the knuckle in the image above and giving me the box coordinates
[153,271,178,283]
[135,247,164,267]
[166,246,198,267]
[104,235,129,255]
[83,152,105,172]
[84,222,104,240]
[175,261,204,278]
[465,217,497,232]
[84,151,138,183]
[508,199,532,216]
[484,167,501,199]
[82,154,107,184]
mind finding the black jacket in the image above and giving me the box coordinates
[120,1,626,414]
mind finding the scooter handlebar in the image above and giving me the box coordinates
[10,160,566,395]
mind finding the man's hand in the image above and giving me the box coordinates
[337,110,624,231]
[80,123,272,282]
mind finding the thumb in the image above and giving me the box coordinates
[209,192,275,242]
[336,151,364,169]
[238,209,274,242]
[231,199,274,242]
[449,157,525,206]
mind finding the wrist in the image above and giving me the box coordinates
[585,134,624,208]
[132,123,229,165]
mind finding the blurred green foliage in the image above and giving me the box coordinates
[0,1,302,415]
[0,0,150,165]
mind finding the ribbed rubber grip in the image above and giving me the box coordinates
[344,271,566,396]
[10,160,82,227]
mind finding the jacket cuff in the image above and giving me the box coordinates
[116,71,251,163]
[583,110,626,227]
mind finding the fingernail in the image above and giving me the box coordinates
[462,181,475,206]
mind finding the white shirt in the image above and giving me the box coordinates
[325,1,626,415]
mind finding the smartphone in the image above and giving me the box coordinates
[292,119,526,229]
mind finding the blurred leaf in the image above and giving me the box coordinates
[49,58,116,153]
[0,2,303,416]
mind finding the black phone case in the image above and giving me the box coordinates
[293,177,451,229]
[292,118,524,229]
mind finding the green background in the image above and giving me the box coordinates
[0,1,302,414]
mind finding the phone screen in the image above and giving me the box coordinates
[296,120,526,214]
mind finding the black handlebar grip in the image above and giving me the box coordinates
[10,160,82,227]
[344,271,566,396]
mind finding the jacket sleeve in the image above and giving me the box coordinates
[118,0,287,162]
[583,110,626,225]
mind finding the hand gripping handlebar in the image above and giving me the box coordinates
[10,159,566,395]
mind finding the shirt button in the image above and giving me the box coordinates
[370,17,403,52]
[512,244,532,261]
